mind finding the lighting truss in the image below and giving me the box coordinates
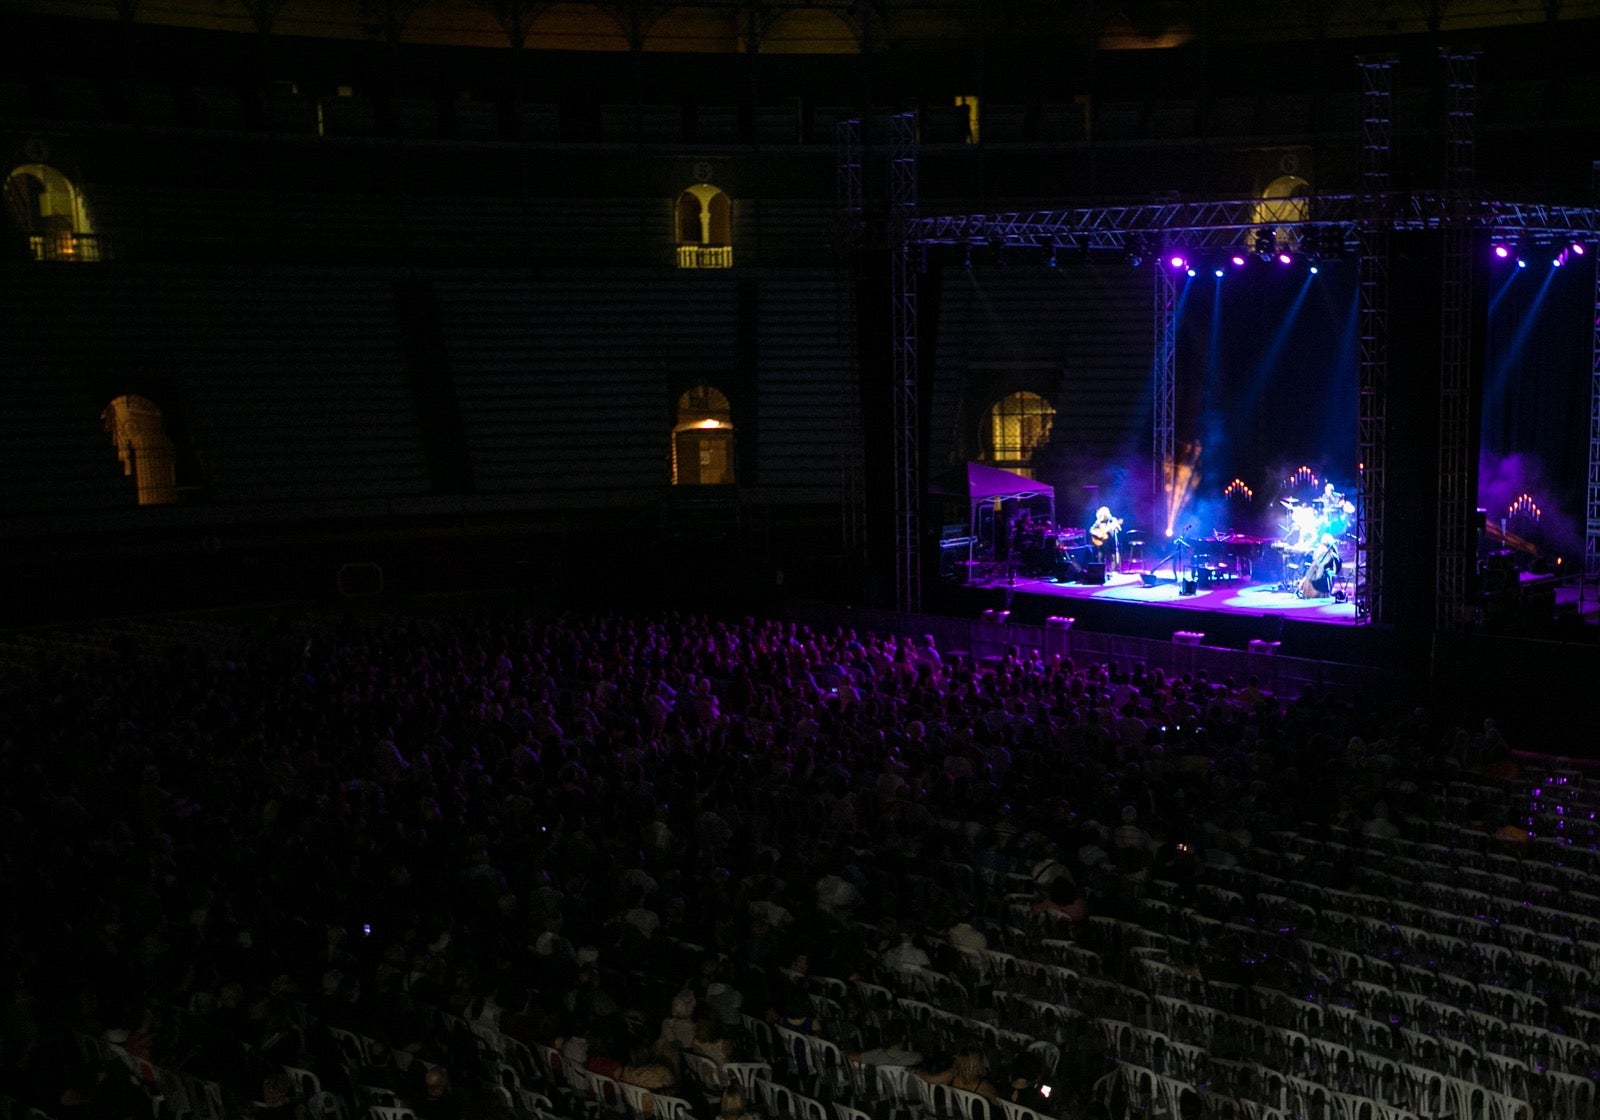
[906,192,1600,252]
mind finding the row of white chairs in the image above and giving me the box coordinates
[1092,972,1596,1120]
[1106,1056,1544,1120]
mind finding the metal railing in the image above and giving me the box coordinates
[676,244,732,269]
[26,231,102,262]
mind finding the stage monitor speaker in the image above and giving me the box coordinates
[1180,578,1198,596]
[1140,572,1159,588]
[1083,562,1106,585]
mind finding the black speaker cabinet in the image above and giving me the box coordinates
[1083,562,1107,585]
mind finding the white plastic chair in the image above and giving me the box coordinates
[616,1080,656,1120]
[1396,1062,1451,1119]
[870,1062,917,1107]
[949,1086,992,1120]
[585,1070,628,1117]
[652,1094,697,1120]
[1328,1089,1375,1120]
[328,1026,371,1071]
[909,1075,952,1119]
[1545,1069,1596,1120]
[799,1033,850,1094]
[755,1078,798,1120]
[680,1052,724,1095]
[1026,1040,1061,1079]
[283,1065,324,1103]
[367,1107,417,1120]
[995,1101,1047,1120]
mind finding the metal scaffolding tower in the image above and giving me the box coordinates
[1153,265,1178,534]
[837,118,866,563]
[1355,55,1395,625]
[1588,163,1600,591]
[889,111,921,613]
[1436,49,1480,631]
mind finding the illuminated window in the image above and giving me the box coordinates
[672,385,735,485]
[1253,174,1310,253]
[102,394,177,505]
[985,391,1055,477]
[4,163,98,261]
[955,95,980,144]
[675,183,732,269]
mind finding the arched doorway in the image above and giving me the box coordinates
[984,390,1056,478]
[672,385,735,485]
[1253,174,1311,255]
[675,184,732,269]
[102,394,178,505]
[4,163,98,261]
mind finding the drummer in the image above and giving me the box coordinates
[1315,482,1354,537]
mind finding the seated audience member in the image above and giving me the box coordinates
[1030,876,1087,924]
[620,1044,677,1092]
[410,1066,465,1120]
[660,990,699,1053]
[917,1050,998,1101]
[946,913,988,952]
[880,931,931,973]
[1003,1054,1055,1114]
[718,1085,760,1120]
[690,1016,734,1065]
[355,1040,408,1099]
[853,1020,922,1068]
[253,1072,303,1120]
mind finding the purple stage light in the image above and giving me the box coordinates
[1493,244,1510,259]
[1277,252,1292,265]
[1231,254,1246,267]
[1168,254,1187,270]
[1572,242,1587,256]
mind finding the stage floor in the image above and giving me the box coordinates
[979,569,1362,626]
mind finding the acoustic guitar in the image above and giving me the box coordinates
[1089,516,1123,546]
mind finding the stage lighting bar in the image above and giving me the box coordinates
[905,192,1600,255]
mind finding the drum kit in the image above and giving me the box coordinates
[1273,485,1356,597]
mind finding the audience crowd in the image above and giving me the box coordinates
[0,608,1547,1120]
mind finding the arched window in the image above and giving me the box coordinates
[102,394,177,505]
[671,385,735,485]
[1253,174,1310,254]
[675,183,732,269]
[985,391,1055,477]
[4,163,98,261]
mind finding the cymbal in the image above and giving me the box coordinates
[1279,498,1299,508]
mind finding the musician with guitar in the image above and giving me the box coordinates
[1090,506,1123,572]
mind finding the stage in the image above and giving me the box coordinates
[936,556,1385,665]
[990,568,1360,625]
